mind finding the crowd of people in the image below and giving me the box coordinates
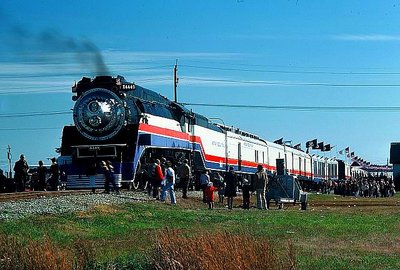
[140,158,271,210]
[1,154,397,210]
[0,154,120,194]
[300,175,396,198]
[0,154,62,193]
[333,177,395,197]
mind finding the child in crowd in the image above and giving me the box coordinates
[205,181,217,209]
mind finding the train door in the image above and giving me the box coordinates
[238,142,242,171]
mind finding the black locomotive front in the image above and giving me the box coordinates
[72,75,140,141]
[59,76,143,188]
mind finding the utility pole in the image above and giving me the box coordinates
[173,59,179,103]
[7,145,12,178]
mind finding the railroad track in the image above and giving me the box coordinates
[0,190,92,202]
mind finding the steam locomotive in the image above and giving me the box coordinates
[58,75,351,189]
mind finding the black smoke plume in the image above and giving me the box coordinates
[4,21,109,76]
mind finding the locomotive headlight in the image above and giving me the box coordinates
[73,88,127,141]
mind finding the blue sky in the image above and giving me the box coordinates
[1,0,400,172]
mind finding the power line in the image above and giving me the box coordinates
[3,103,400,119]
[182,76,400,87]
[182,59,400,71]
[0,127,62,131]
[181,102,400,112]
[181,64,400,75]
[0,111,71,118]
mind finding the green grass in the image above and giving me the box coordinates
[1,194,399,269]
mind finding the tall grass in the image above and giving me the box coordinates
[0,235,95,270]
[152,229,296,270]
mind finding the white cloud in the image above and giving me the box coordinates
[331,34,400,41]
[103,50,245,62]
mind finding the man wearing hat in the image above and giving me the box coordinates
[176,159,191,198]
[254,164,268,210]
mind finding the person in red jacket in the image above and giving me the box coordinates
[205,181,217,209]
[152,159,164,200]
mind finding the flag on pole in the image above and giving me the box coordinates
[306,139,317,148]
[323,144,332,151]
[314,142,324,150]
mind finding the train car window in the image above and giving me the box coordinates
[314,160,318,176]
[186,117,191,133]
[141,102,174,119]
[299,157,302,175]
[179,115,186,133]
[291,153,294,172]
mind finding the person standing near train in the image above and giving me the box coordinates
[160,160,176,204]
[254,164,268,210]
[213,172,225,204]
[14,154,29,192]
[176,159,191,199]
[37,160,47,191]
[152,159,164,200]
[0,169,7,193]
[205,181,217,209]
[241,175,251,210]
[224,166,238,210]
[101,160,119,194]
[199,170,210,203]
[49,157,60,191]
